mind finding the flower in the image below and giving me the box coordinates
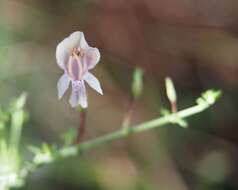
[56,31,103,108]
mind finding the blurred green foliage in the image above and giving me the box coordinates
[0,94,27,189]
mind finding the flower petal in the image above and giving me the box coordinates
[84,47,100,70]
[69,81,88,108]
[57,74,70,99]
[79,32,89,50]
[56,31,88,69]
[83,72,103,95]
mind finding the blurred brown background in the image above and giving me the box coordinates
[0,0,238,189]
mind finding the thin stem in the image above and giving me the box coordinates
[75,109,87,144]
[18,90,220,188]
[122,98,135,128]
[171,101,177,113]
[18,98,215,184]
[9,110,24,156]
[59,102,210,157]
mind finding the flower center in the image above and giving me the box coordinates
[67,48,86,80]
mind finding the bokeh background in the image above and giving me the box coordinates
[0,0,238,189]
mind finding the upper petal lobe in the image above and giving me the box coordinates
[84,47,100,70]
[56,31,89,69]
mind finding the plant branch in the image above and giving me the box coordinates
[23,90,221,182]
[59,99,212,157]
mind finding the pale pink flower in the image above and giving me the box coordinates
[56,31,103,108]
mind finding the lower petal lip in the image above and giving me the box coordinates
[70,80,88,108]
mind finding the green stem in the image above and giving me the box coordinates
[59,102,209,157]
[20,90,220,184]
[9,110,24,156]
[18,89,221,189]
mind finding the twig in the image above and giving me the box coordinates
[122,98,135,128]
[171,101,177,113]
[21,90,220,182]
[59,100,212,157]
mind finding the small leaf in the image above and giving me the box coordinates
[196,97,207,106]
[132,67,144,99]
[28,145,41,154]
[176,118,188,128]
[165,77,177,103]
[160,108,170,116]
[13,93,27,110]
[32,144,54,165]
[41,143,51,154]
[202,90,222,105]
[196,90,222,107]
[62,128,77,146]
[170,114,188,128]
